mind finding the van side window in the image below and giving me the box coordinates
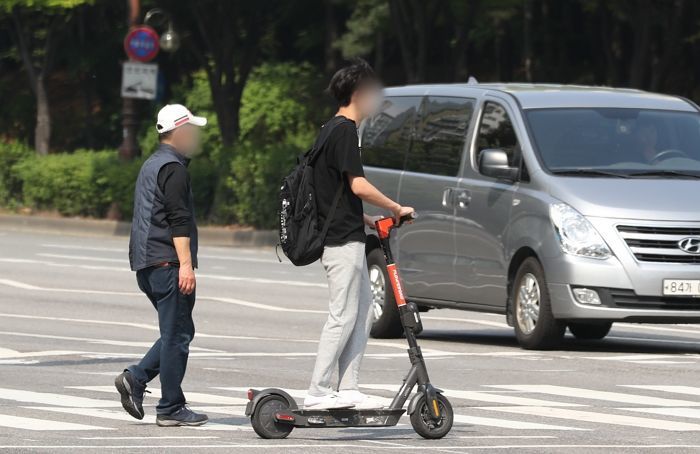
[476,102,520,167]
[406,96,474,176]
[362,96,422,170]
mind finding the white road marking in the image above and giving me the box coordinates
[0,387,121,408]
[24,407,155,424]
[477,405,700,431]
[41,243,125,252]
[422,315,509,329]
[39,244,282,265]
[0,330,222,352]
[0,414,111,431]
[489,385,700,407]
[81,436,219,440]
[359,384,581,408]
[581,354,685,361]
[453,413,583,431]
[441,389,584,408]
[622,385,700,397]
[0,348,87,359]
[37,253,123,263]
[70,386,248,405]
[3,444,700,450]
[622,407,700,419]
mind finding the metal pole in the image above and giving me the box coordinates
[118,0,141,160]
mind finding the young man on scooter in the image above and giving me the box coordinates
[305,59,414,410]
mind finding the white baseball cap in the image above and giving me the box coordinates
[156,104,207,134]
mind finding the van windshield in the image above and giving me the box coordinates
[525,108,700,178]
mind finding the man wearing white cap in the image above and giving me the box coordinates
[115,104,209,427]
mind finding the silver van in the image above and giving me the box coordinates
[361,83,700,349]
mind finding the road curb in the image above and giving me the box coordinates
[0,213,278,248]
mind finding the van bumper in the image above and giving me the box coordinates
[548,283,700,322]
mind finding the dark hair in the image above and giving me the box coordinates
[158,130,174,142]
[327,58,379,107]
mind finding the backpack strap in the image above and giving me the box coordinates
[308,116,351,165]
[319,181,344,240]
[313,115,353,241]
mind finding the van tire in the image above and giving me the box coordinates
[367,248,403,338]
[512,258,566,350]
[568,322,612,340]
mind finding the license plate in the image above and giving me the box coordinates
[662,279,700,297]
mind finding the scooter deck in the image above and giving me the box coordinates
[276,408,406,428]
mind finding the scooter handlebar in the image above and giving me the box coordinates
[397,211,417,227]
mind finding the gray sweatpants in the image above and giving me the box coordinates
[308,241,373,396]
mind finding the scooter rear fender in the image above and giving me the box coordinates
[245,388,298,417]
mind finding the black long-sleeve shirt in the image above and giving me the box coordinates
[157,162,192,238]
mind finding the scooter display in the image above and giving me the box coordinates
[245,213,454,439]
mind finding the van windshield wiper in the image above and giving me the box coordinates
[626,170,700,179]
[550,169,630,178]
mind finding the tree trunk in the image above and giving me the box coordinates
[522,0,534,81]
[389,0,417,82]
[34,74,51,155]
[324,0,338,74]
[629,0,652,88]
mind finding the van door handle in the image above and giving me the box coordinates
[442,188,453,207]
[455,190,471,209]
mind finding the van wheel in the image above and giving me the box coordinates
[569,322,612,340]
[367,248,402,338]
[512,258,565,350]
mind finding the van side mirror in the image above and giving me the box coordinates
[478,149,519,181]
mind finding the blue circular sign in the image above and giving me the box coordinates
[124,26,160,62]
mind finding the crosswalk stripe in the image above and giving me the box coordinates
[0,414,110,431]
[477,406,700,431]
[223,386,580,431]
[452,414,583,431]
[360,384,583,408]
[622,385,700,397]
[488,385,700,407]
[0,387,121,408]
[24,407,155,424]
[621,407,700,420]
[25,406,251,431]
[69,386,248,405]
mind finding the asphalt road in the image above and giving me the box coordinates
[1,228,700,453]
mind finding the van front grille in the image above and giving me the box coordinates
[617,224,700,264]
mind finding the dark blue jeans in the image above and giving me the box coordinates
[127,265,195,415]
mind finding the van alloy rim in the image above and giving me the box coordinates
[516,273,540,335]
[369,265,385,320]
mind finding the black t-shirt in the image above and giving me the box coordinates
[314,116,366,246]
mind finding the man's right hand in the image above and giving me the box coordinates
[179,266,196,295]
[392,205,415,225]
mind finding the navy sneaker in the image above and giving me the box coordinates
[114,370,147,420]
[156,405,209,427]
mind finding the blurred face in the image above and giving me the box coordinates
[354,82,383,120]
[171,124,202,157]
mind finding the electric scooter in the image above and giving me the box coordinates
[245,213,454,439]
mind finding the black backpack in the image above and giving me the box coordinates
[278,117,347,266]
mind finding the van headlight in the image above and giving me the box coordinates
[549,203,611,259]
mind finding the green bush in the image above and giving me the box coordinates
[228,62,325,228]
[229,140,298,227]
[13,150,132,217]
[0,140,33,208]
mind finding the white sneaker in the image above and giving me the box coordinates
[304,393,354,409]
[337,390,384,409]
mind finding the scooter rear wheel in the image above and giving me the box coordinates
[410,393,453,439]
[251,395,294,439]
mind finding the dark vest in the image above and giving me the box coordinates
[129,144,198,271]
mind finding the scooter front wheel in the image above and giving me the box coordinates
[410,393,453,439]
[251,395,294,439]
